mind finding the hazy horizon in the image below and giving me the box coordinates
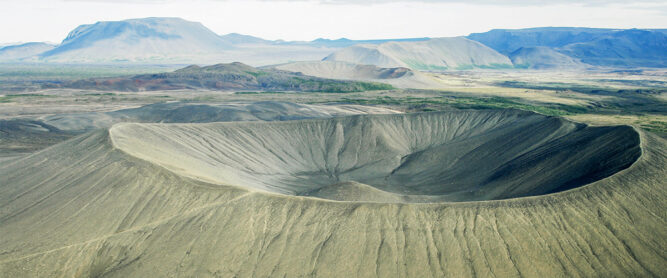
[2,0,666,44]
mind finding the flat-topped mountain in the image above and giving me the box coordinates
[38,17,232,63]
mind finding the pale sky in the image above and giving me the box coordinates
[1,0,666,44]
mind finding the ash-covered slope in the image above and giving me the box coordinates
[324,37,512,70]
[38,101,399,133]
[0,119,71,156]
[2,101,398,158]
[45,62,393,92]
[111,111,640,201]
[272,61,442,88]
[0,111,664,277]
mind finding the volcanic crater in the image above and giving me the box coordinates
[110,110,641,203]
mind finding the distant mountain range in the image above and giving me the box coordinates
[0,17,428,65]
[0,18,665,69]
[217,33,429,48]
[468,27,667,68]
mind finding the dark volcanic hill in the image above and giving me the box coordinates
[45,62,393,92]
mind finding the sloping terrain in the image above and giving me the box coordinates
[43,62,393,92]
[0,119,71,156]
[559,29,667,67]
[0,101,399,157]
[0,42,55,61]
[1,111,664,277]
[510,46,585,69]
[323,37,512,70]
[468,27,619,55]
[39,101,399,132]
[110,111,640,202]
[273,61,442,88]
[218,33,272,45]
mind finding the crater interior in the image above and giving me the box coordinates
[110,110,641,202]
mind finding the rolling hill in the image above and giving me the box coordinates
[44,62,394,92]
[323,37,512,70]
[272,61,442,88]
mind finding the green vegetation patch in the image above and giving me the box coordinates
[0,93,53,103]
[455,63,514,70]
[278,77,393,93]
[402,60,449,71]
[337,95,589,116]
[244,71,269,78]
[83,92,117,96]
[495,80,667,95]
[640,121,667,134]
